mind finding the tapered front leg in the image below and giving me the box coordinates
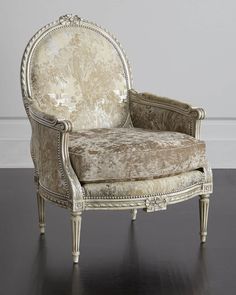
[131,209,137,221]
[37,194,45,234]
[199,194,210,243]
[71,212,82,263]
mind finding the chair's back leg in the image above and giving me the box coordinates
[71,212,82,263]
[199,194,210,243]
[37,193,45,234]
[131,209,138,221]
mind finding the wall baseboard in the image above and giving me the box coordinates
[201,119,236,168]
[0,118,236,168]
[0,119,32,168]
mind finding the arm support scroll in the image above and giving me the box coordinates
[129,90,205,139]
[29,105,84,212]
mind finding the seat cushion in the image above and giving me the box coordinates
[69,128,207,183]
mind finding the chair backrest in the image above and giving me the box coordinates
[21,14,132,130]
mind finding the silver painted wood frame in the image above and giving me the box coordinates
[21,14,213,263]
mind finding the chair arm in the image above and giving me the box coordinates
[29,105,84,211]
[29,104,72,131]
[129,89,205,139]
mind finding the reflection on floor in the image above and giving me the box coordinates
[0,169,235,295]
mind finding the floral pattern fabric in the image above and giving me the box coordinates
[29,26,129,130]
[83,170,205,199]
[69,128,207,183]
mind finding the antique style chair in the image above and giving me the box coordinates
[21,14,213,263]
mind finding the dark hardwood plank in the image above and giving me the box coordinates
[0,169,235,295]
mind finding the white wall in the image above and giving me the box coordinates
[0,0,236,167]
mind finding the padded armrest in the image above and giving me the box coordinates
[28,104,84,211]
[129,89,205,139]
[29,103,73,133]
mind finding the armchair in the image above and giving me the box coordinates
[21,14,213,263]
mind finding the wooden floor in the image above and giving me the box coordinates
[0,169,235,295]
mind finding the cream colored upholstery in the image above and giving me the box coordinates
[29,26,130,130]
[83,170,205,200]
[69,128,206,183]
[21,15,213,263]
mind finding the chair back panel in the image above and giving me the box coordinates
[21,15,132,130]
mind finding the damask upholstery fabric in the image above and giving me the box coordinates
[31,118,68,195]
[29,26,130,130]
[130,91,199,136]
[69,128,207,183]
[83,170,205,199]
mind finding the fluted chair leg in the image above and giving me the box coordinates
[199,194,210,243]
[37,194,45,234]
[71,212,82,263]
[131,209,137,221]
